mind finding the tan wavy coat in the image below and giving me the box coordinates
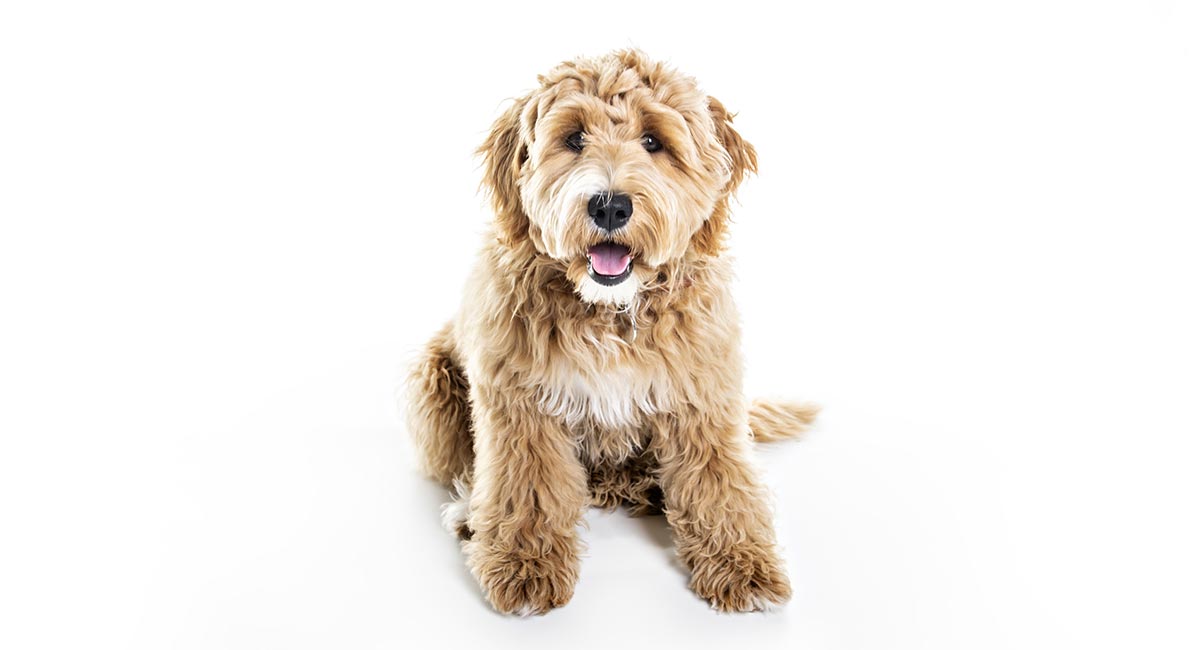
[407,49,817,615]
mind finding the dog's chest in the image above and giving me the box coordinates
[537,362,665,431]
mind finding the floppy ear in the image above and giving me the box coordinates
[709,96,758,195]
[692,96,758,256]
[477,96,531,244]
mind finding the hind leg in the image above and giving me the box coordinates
[406,322,474,488]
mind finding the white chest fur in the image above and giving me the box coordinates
[537,363,666,430]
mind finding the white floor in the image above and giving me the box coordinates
[3,2,1199,648]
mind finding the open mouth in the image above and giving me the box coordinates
[586,242,633,286]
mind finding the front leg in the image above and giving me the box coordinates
[463,383,588,615]
[654,402,792,612]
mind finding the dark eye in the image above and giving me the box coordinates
[641,134,663,153]
[565,131,585,152]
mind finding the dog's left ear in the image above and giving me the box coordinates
[709,96,758,195]
[693,96,758,256]
[478,95,532,244]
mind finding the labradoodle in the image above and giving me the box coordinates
[406,49,817,615]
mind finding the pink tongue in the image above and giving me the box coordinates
[587,242,632,276]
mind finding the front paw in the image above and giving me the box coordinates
[687,544,792,612]
[467,538,579,615]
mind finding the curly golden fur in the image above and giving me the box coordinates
[406,49,817,615]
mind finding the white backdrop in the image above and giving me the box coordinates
[2,1,1198,649]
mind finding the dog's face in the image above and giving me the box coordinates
[480,50,756,305]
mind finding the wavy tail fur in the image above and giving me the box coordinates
[747,399,820,442]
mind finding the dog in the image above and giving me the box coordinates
[406,49,817,615]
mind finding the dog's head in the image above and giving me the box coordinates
[479,49,756,305]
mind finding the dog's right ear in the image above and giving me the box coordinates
[477,96,531,244]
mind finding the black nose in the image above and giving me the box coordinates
[587,193,633,231]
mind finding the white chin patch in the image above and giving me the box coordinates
[578,271,640,306]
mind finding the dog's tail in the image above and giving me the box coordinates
[748,399,820,443]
